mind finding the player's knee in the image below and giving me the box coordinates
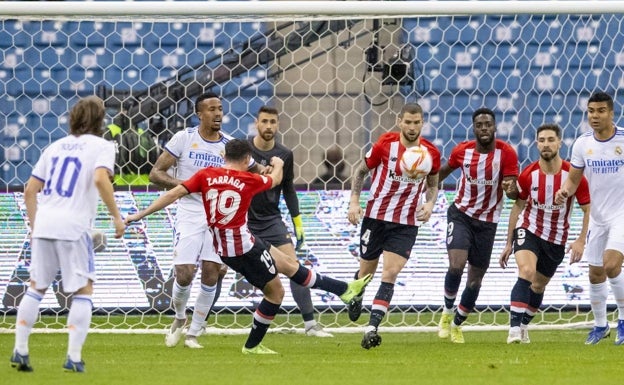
[174,265,196,286]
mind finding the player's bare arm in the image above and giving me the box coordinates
[94,168,125,238]
[502,176,519,200]
[416,173,439,222]
[437,163,455,184]
[554,167,583,204]
[249,162,267,175]
[149,151,182,189]
[125,185,189,224]
[567,203,590,264]
[347,160,370,225]
[499,198,525,269]
[23,176,44,233]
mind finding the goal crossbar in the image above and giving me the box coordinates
[2,1,624,19]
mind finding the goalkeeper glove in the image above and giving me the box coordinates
[292,215,305,251]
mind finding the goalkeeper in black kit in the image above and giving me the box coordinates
[247,105,333,337]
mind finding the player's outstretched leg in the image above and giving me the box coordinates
[347,270,364,322]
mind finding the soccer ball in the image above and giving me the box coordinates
[400,145,432,179]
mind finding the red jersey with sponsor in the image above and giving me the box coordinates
[516,160,590,245]
[182,167,273,257]
[448,139,519,223]
[364,132,441,225]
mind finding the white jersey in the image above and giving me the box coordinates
[30,134,115,240]
[570,126,624,225]
[164,127,254,224]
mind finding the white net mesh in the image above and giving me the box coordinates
[2,1,622,332]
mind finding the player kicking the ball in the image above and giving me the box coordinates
[125,139,371,354]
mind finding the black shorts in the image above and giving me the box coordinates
[359,217,419,261]
[220,237,278,290]
[446,204,498,270]
[513,227,565,278]
[248,217,293,247]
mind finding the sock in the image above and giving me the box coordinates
[67,295,93,362]
[244,299,280,349]
[608,273,624,321]
[369,282,394,329]
[205,275,224,324]
[187,284,216,337]
[290,279,315,323]
[172,281,191,319]
[522,288,544,325]
[454,285,481,326]
[590,281,609,327]
[509,278,531,327]
[443,270,462,310]
[290,265,347,296]
[14,288,43,355]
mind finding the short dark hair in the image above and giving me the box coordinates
[224,139,251,162]
[536,123,561,139]
[195,91,221,113]
[588,92,614,111]
[257,105,279,117]
[472,107,496,123]
[398,103,423,118]
[69,96,106,136]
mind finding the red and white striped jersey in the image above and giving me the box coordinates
[182,167,273,257]
[364,132,441,226]
[516,160,590,245]
[448,140,518,223]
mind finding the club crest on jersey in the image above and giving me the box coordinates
[616,147,623,155]
[492,161,500,174]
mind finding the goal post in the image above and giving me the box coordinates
[1,1,622,334]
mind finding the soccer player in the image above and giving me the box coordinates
[347,103,441,349]
[437,107,519,344]
[125,139,372,354]
[499,124,590,344]
[248,106,332,337]
[149,92,260,349]
[555,91,624,345]
[10,96,126,373]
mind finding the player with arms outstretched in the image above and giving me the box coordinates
[150,92,260,348]
[126,139,371,354]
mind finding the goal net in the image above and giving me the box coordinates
[1,1,622,334]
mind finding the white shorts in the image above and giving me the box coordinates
[29,233,96,293]
[584,219,624,266]
[173,219,220,265]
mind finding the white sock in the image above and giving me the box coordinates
[304,320,317,330]
[187,284,216,337]
[67,295,93,362]
[172,281,191,320]
[590,281,609,327]
[608,273,624,320]
[14,289,43,355]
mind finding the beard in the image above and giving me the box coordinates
[540,151,556,161]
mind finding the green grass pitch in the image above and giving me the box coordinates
[1,329,620,385]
